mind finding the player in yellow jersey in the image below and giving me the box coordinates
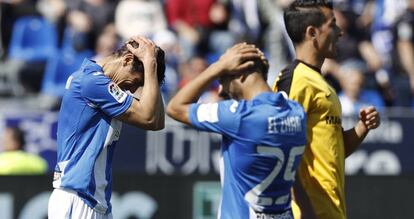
[273,1,381,219]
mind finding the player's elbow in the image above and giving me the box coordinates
[142,115,165,131]
[120,110,165,130]
[166,103,191,125]
[166,102,178,120]
[167,103,187,123]
[146,124,163,131]
[150,116,165,131]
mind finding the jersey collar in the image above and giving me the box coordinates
[295,59,322,74]
[81,59,104,74]
[251,92,288,107]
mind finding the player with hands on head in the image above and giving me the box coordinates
[48,36,165,219]
[118,36,165,129]
[167,43,307,219]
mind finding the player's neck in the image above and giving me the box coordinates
[97,57,122,83]
[295,43,325,69]
[242,75,271,100]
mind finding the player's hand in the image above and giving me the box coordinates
[359,106,380,130]
[217,43,262,76]
[126,36,157,64]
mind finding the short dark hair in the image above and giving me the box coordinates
[114,41,166,85]
[253,58,269,81]
[284,0,333,44]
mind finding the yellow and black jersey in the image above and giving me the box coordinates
[272,60,346,219]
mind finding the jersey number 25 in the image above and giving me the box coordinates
[244,145,305,208]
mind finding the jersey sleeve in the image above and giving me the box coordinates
[80,73,133,117]
[188,100,242,136]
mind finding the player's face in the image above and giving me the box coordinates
[317,7,342,58]
[117,65,144,93]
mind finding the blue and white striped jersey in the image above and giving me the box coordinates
[189,92,307,219]
[53,59,133,214]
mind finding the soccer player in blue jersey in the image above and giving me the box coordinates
[48,36,165,219]
[167,43,307,219]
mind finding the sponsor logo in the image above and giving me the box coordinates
[255,210,293,219]
[325,115,341,125]
[108,82,127,103]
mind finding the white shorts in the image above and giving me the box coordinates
[48,189,113,219]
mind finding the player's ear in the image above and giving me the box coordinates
[305,26,318,41]
[239,73,248,83]
[122,53,135,67]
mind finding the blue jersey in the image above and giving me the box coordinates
[189,92,306,219]
[53,59,133,214]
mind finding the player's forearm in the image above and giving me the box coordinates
[177,63,222,104]
[137,59,164,129]
[359,41,382,71]
[167,62,223,124]
[398,41,414,83]
[343,121,369,157]
[153,92,165,129]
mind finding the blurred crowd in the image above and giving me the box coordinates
[0,0,413,114]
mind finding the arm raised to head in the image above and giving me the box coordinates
[167,43,262,125]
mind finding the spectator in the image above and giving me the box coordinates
[36,0,66,24]
[0,0,39,57]
[259,0,295,85]
[0,0,46,96]
[322,9,383,87]
[322,8,396,105]
[115,0,167,40]
[65,0,115,51]
[338,61,385,116]
[370,0,406,69]
[178,55,220,103]
[391,0,414,107]
[93,23,120,61]
[114,0,178,104]
[152,30,180,102]
[36,0,67,42]
[219,0,262,44]
[0,127,48,175]
[207,1,237,55]
[368,0,407,107]
[165,0,216,59]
